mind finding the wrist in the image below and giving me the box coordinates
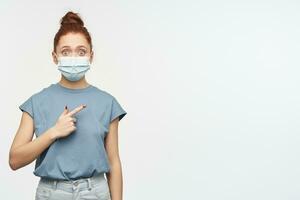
[49,126,59,141]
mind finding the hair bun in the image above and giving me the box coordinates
[60,11,84,27]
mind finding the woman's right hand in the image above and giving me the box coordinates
[51,104,86,139]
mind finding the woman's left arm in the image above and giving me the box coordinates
[105,118,123,200]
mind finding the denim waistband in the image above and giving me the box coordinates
[38,172,106,193]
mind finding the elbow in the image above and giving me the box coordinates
[109,158,122,170]
[9,151,19,171]
[9,161,18,171]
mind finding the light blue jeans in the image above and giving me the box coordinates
[35,172,111,200]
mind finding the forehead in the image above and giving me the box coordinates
[57,32,90,49]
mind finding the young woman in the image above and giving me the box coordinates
[9,11,127,200]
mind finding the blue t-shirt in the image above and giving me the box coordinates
[18,82,127,180]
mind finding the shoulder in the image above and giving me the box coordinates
[19,84,53,117]
[91,85,116,102]
[30,83,54,102]
[91,86,127,122]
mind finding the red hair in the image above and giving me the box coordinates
[53,11,93,53]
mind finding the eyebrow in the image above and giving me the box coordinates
[77,45,87,49]
[60,45,88,49]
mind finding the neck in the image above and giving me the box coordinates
[58,76,90,89]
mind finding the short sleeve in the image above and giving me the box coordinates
[110,97,127,123]
[19,96,34,119]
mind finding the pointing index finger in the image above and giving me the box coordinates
[67,104,86,116]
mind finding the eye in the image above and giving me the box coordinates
[78,49,86,56]
[61,50,70,56]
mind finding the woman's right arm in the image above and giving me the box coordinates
[8,112,58,171]
[9,104,86,171]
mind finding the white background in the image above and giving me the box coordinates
[1,0,299,199]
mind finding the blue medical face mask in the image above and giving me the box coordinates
[57,56,91,82]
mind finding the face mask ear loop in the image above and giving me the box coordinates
[53,52,59,65]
